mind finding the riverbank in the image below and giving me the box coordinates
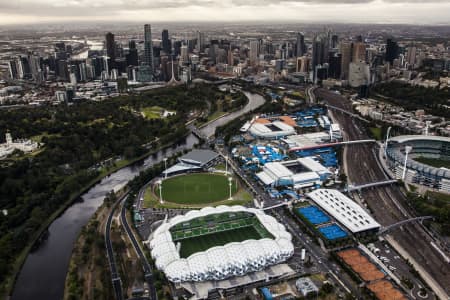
[3,135,190,299]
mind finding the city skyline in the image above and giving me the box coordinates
[0,0,450,25]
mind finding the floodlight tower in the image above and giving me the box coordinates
[157,180,164,204]
[228,177,233,200]
[163,157,168,179]
[425,121,431,136]
[384,126,392,157]
[402,146,413,180]
[225,155,229,175]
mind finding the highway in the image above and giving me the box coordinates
[315,88,450,298]
[121,194,157,300]
[105,194,127,300]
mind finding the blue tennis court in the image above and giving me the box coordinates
[319,224,348,240]
[297,206,330,225]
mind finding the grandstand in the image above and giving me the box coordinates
[386,135,450,193]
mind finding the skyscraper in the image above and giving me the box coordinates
[312,33,329,80]
[143,24,154,73]
[352,42,366,63]
[105,32,116,69]
[296,32,305,57]
[249,40,259,66]
[340,42,352,80]
[407,46,417,69]
[196,31,205,52]
[162,29,171,54]
[385,38,399,65]
[127,40,139,66]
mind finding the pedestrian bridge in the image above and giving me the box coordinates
[346,179,398,192]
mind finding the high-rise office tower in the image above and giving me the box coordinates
[352,42,366,63]
[407,46,417,69]
[180,45,189,64]
[105,32,116,66]
[340,42,352,80]
[162,29,171,54]
[312,33,329,79]
[296,32,305,57]
[328,53,342,79]
[8,60,18,79]
[249,40,259,66]
[196,31,205,52]
[385,38,399,65]
[331,34,339,49]
[127,40,139,66]
[143,24,154,72]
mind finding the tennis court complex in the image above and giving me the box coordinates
[297,206,331,225]
[318,224,348,240]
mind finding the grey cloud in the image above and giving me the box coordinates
[0,0,449,16]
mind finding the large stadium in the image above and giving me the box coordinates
[149,205,294,283]
[386,135,450,193]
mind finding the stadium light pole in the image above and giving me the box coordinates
[228,177,233,200]
[163,157,168,179]
[402,146,412,180]
[157,180,164,204]
[225,155,228,175]
[384,126,392,157]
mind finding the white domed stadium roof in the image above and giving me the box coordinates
[149,205,294,283]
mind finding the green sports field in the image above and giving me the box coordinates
[160,173,238,204]
[170,212,274,258]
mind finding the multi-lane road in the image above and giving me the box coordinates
[120,195,157,300]
[315,88,450,299]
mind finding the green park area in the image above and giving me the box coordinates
[141,106,164,119]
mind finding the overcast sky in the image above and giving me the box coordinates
[0,0,449,25]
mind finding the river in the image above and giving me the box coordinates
[11,91,265,300]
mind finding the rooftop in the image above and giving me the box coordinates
[307,189,380,233]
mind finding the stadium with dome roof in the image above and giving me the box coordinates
[148,205,294,283]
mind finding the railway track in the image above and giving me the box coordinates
[316,88,450,297]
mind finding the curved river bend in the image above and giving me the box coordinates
[11,91,264,300]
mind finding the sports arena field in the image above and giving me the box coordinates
[170,211,273,258]
[161,173,238,204]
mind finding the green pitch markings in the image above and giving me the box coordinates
[160,173,238,204]
[169,212,274,258]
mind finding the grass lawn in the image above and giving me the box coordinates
[415,156,450,169]
[141,106,164,119]
[369,127,383,140]
[160,173,238,204]
[177,226,262,258]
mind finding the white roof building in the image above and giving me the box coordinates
[307,189,380,233]
[256,158,330,188]
[249,121,296,139]
[149,206,294,283]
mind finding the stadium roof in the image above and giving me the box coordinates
[389,135,450,144]
[180,149,219,166]
[249,121,296,138]
[264,162,293,178]
[307,189,380,233]
[297,157,330,174]
[149,206,294,283]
